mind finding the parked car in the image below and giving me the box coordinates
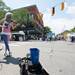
[12,31,25,41]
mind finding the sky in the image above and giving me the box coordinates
[3,0,75,34]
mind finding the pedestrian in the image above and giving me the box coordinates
[0,12,16,57]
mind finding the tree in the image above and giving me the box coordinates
[12,8,29,25]
[12,8,29,31]
[12,8,35,31]
[43,26,51,35]
[0,11,5,20]
[0,0,10,20]
[70,27,75,32]
[0,0,10,11]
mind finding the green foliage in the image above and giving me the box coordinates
[0,0,10,20]
[12,8,35,31]
[0,0,10,11]
[0,11,5,20]
[12,8,29,25]
[70,27,75,32]
[43,26,51,34]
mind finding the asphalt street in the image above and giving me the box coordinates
[0,41,75,75]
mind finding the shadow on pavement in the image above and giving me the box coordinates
[0,56,20,65]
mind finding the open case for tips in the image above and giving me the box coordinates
[19,57,49,75]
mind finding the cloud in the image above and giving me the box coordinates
[43,13,75,34]
[3,0,36,9]
[66,4,75,15]
[16,0,21,1]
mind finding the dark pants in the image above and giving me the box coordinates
[1,34,10,51]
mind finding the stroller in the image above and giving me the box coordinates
[19,48,49,75]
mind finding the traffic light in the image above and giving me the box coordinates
[60,2,65,11]
[51,7,55,16]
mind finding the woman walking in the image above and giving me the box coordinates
[0,12,16,57]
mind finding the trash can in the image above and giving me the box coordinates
[30,48,39,64]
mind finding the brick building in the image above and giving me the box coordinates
[13,5,44,40]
